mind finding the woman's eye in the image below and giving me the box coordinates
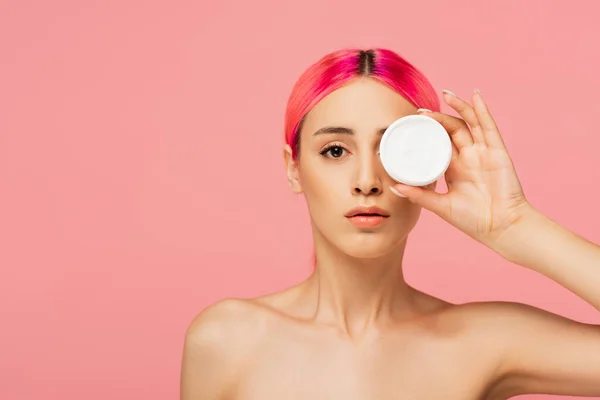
[321,145,347,158]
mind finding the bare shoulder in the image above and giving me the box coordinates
[445,299,541,321]
[427,301,563,374]
[184,297,270,354]
[446,299,592,334]
[442,300,600,399]
[185,298,276,362]
[181,298,271,400]
[439,300,575,342]
[184,285,308,350]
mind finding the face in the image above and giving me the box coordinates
[283,77,436,259]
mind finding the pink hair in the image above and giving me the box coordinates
[284,48,440,158]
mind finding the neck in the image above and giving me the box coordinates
[301,230,416,339]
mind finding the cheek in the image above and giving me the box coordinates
[299,162,349,205]
[395,204,422,222]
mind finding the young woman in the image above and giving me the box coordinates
[180,48,600,399]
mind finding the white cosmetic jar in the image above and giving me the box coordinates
[379,114,452,186]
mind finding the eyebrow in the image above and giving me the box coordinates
[312,126,388,136]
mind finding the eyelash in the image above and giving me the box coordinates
[319,143,348,158]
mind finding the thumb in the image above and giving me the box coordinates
[389,184,449,215]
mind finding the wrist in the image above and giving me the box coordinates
[489,202,547,265]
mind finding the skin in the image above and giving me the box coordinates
[181,77,600,399]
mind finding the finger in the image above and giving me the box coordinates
[472,89,506,149]
[417,107,473,149]
[442,90,486,146]
[390,183,450,217]
[450,139,459,164]
[445,141,460,188]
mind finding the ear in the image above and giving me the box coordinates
[282,144,303,194]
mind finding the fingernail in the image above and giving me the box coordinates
[474,88,481,94]
[417,108,432,113]
[442,89,456,97]
[389,186,406,198]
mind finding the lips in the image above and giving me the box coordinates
[345,206,389,228]
[344,206,390,218]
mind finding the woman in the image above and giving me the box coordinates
[180,48,600,399]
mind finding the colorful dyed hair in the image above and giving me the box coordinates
[284,48,440,158]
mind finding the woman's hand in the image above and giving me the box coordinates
[390,89,535,249]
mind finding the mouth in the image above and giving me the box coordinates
[344,206,390,218]
[344,206,390,227]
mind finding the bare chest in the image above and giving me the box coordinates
[230,331,493,400]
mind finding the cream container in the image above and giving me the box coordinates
[379,114,452,186]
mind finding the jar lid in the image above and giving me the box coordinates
[379,114,452,186]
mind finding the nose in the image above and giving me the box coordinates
[352,153,383,196]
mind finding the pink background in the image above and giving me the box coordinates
[2,1,600,399]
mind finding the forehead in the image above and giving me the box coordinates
[302,78,417,134]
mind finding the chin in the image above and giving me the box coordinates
[336,234,405,259]
[311,218,413,260]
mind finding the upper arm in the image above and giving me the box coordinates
[485,302,600,399]
[180,299,256,400]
